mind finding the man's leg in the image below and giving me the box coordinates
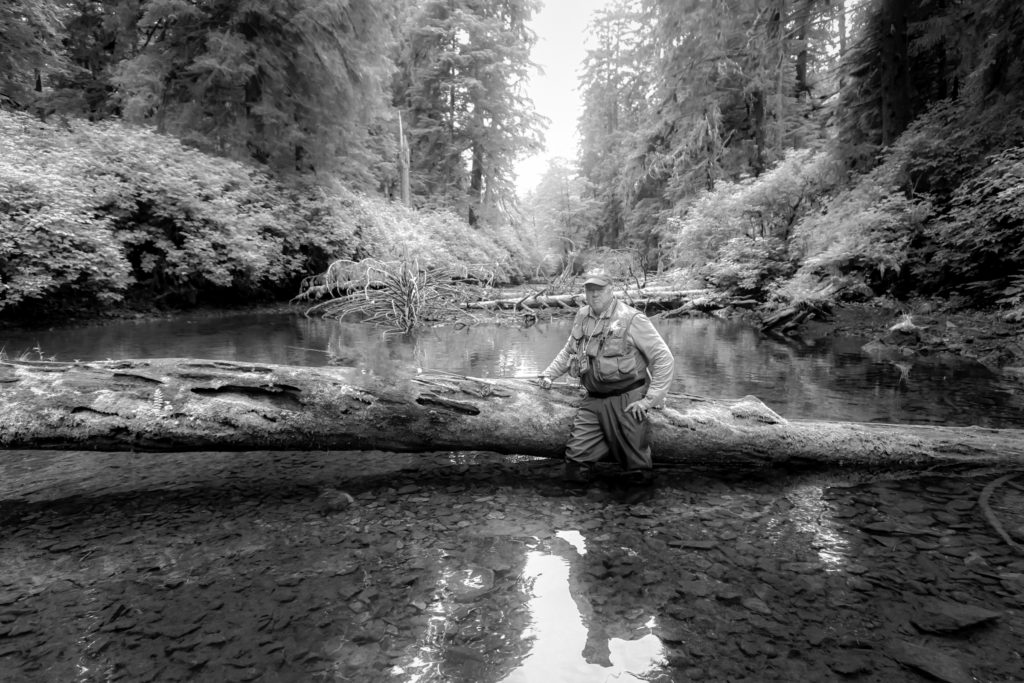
[563,399,609,482]
[596,387,652,482]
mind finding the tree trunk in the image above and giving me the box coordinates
[879,0,911,145]
[2,359,1024,470]
[794,0,812,97]
[398,111,411,206]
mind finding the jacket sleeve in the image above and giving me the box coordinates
[630,314,675,406]
[542,339,574,380]
[541,310,585,379]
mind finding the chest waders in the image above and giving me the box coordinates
[564,307,652,475]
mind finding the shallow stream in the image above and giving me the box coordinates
[1,310,1023,682]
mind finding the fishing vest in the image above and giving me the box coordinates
[568,301,647,386]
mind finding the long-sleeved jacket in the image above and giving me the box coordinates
[542,300,675,406]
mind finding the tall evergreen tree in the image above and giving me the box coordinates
[584,0,841,259]
[837,0,1024,170]
[392,0,545,224]
[106,0,400,183]
[521,157,600,259]
[576,0,650,247]
[0,0,67,111]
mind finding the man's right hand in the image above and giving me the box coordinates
[538,375,553,389]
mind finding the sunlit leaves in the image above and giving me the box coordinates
[0,110,356,313]
[922,147,1024,302]
[667,149,839,271]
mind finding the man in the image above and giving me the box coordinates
[538,269,675,486]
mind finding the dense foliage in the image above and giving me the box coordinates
[520,0,1024,314]
[0,0,548,321]
[2,0,545,208]
[4,0,1024,322]
[0,111,535,317]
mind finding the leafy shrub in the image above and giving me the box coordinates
[312,193,539,286]
[1,110,535,318]
[768,271,874,309]
[880,98,1024,208]
[78,120,362,304]
[915,147,1024,302]
[0,114,133,312]
[789,97,1022,302]
[0,110,353,312]
[792,162,933,292]
[665,149,842,270]
[701,237,795,298]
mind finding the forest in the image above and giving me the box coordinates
[2,0,1024,325]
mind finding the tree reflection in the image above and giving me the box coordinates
[401,535,534,682]
[501,529,667,682]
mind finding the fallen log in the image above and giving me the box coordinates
[2,358,1024,469]
[656,296,761,319]
[466,288,711,311]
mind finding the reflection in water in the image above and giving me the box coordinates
[403,566,481,683]
[555,529,587,555]
[501,549,663,683]
[3,310,1024,427]
[779,484,850,570]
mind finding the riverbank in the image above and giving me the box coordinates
[793,300,1024,371]
[0,300,305,335]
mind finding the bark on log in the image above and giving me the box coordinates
[2,358,1024,469]
[466,289,713,311]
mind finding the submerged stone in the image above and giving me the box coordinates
[911,600,1001,633]
[887,640,974,683]
[444,567,495,602]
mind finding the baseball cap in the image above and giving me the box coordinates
[582,269,613,287]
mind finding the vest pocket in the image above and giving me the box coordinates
[594,335,638,381]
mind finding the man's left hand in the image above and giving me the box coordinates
[625,397,651,421]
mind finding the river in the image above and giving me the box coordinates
[2,308,1023,427]
[1,309,1023,682]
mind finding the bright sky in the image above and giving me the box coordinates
[515,0,610,195]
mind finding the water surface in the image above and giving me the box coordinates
[3,309,1022,427]
[3,311,1023,682]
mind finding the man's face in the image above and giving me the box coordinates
[584,283,614,315]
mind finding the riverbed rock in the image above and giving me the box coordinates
[443,567,495,602]
[314,488,355,514]
[886,640,974,683]
[5,451,1024,682]
[911,600,1001,633]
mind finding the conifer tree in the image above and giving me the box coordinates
[521,157,600,258]
[107,0,399,183]
[392,0,545,224]
[0,0,67,111]
[574,0,840,257]
[840,0,1024,170]
[576,0,650,247]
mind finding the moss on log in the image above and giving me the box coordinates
[2,358,1024,469]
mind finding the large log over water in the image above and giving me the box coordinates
[2,358,1024,468]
